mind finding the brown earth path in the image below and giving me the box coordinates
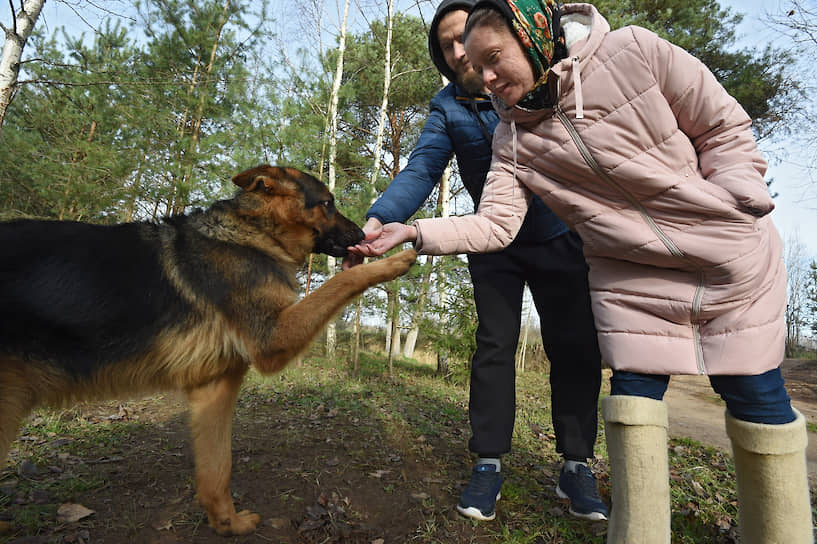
[659,358,817,482]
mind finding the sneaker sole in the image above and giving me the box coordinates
[456,492,500,522]
[555,485,608,521]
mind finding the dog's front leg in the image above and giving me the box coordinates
[254,248,417,373]
[186,367,260,536]
[0,364,38,470]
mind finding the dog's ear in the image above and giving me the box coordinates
[232,165,282,193]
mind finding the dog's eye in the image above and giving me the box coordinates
[322,200,332,209]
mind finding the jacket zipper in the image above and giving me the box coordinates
[553,104,707,374]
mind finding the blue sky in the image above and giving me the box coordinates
[720,0,817,258]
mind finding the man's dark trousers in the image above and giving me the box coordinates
[466,231,602,460]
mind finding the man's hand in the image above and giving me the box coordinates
[348,222,418,259]
[342,217,383,270]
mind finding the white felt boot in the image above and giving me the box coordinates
[725,408,814,544]
[602,395,671,544]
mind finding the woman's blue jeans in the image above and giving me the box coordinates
[609,367,796,424]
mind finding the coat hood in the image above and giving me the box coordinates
[429,0,479,83]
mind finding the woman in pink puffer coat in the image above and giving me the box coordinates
[350,1,813,542]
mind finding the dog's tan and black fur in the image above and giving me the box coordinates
[0,165,416,535]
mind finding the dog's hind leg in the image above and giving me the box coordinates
[254,248,417,373]
[186,366,260,536]
[0,363,37,470]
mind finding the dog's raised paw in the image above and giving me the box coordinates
[391,248,417,270]
[357,248,416,285]
[380,248,417,279]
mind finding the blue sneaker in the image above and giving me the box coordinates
[556,464,609,521]
[456,463,503,521]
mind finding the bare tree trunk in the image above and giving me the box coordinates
[390,307,401,357]
[388,287,400,377]
[385,294,392,351]
[369,0,392,187]
[0,0,45,133]
[352,300,362,376]
[324,0,352,361]
[403,255,433,358]
[437,352,449,378]
[372,0,399,364]
[516,286,533,373]
[784,231,808,356]
[435,159,452,375]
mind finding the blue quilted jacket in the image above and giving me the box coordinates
[366,83,567,245]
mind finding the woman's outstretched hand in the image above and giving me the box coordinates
[346,222,417,266]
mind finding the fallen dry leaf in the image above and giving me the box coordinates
[265,517,289,529]
[57,503,95,523]
[151,518,174,531]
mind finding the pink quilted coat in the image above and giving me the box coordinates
[414,3,786,375]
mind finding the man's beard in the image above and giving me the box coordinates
[458,70,485,96]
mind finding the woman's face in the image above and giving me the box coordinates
[464,22,536,107]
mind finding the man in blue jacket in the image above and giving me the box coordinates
[344,0,606,522]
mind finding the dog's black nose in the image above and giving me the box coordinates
[351,227,365,245]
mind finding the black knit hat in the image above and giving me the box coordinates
[428,0,478,82]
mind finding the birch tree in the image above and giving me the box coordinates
[324,0,352,360]
[367,0,392,192]
[808,260,817,339]
[331,10,435,365]
[516,286,534,372]
[785,231,810,355]
[403,254,432,357]
[435,157,452,376]
[373,0,405,372]
[364,0,396,369]
[0,0,45,131]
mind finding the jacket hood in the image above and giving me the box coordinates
[429,0,478,83]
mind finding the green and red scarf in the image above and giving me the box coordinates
[500,0,565,108]
[508,0,559,78]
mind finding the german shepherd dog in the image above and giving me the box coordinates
[0,165,416,536]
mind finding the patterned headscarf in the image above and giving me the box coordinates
[472,0,565,108]
[507,0,560,81]
[508,0,565,108]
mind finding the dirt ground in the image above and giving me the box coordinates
[2,358,815,543]
[663,358,817,481]
[2,377,499,544]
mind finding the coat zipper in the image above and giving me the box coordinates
[553,104,707,374]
